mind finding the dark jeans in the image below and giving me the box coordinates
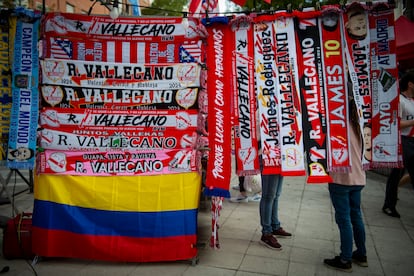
[384,168,404,210]
[384,136,414,209]
[329,183,366,261]
[260,174,283,234]
[401,136,414,189]
[238,176,245,193]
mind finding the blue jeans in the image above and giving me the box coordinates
[260,174,283,235]
[328,183,366,261]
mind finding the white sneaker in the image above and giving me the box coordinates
[229,195,248,203]
[248,193,261,202]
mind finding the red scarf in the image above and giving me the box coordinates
[319,6,351,172]
[204,18,233,197]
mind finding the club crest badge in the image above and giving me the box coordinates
[42,86,64,107]
[176,88,197,109]
[47,152,67,173]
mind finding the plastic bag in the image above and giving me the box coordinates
[244,174,262,193]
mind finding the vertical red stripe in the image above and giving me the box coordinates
[130,42,138,64]
[115,41,123,63]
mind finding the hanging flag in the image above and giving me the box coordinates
[231,0,247,6]
[188,0,219,17]
[32,172,201,262]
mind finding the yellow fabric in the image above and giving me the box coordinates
[34,173,201,212]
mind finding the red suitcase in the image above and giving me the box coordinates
[2,213,34,259]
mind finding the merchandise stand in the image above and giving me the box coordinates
[0,169,33,214]
[32,172,202,264]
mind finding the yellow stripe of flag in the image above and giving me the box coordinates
[34,173,201,212]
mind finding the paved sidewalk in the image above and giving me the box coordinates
[0,170,413,275]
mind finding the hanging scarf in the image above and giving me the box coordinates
[40,86,199,110]
[230,16,260,176]
[43,36,203,63]
[210,196,222,249]
[42,13,204,42]
[204,17,232,198]
[273,13,306,176]
[40,59,201,90]
[38,107,198,151]
[369,5,401,168]
[0,14,12,162]
[319,6,351,172]
[295,9,332,183]
[7,9,40,170]
[342,3,372,169]
[37,148,198,176]
[253,17,282,175]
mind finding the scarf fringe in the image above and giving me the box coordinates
[203,187,231,198]
[7,162,35,170]
[370,162,403,169]
[329,166,352,173]
[210,196,223,249]
[362,163,371,171]
[237,169,261,176]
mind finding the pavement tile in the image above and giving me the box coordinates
[0,169,413,275]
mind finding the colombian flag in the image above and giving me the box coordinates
[32,173,201,262]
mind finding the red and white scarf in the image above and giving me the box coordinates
[342,3,372,169]
[42,13,204,42]
[319,6,351,172]
[230,16,260,176]
[41,85,199,110]
[369,6,401,167]
[253,17,282,175]
[40,59,201,90]
[43,36,204,64]
[274,13,306,176]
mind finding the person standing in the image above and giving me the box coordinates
[324,97,368,272]
[259,173,292,250]
[383,72,414,218]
